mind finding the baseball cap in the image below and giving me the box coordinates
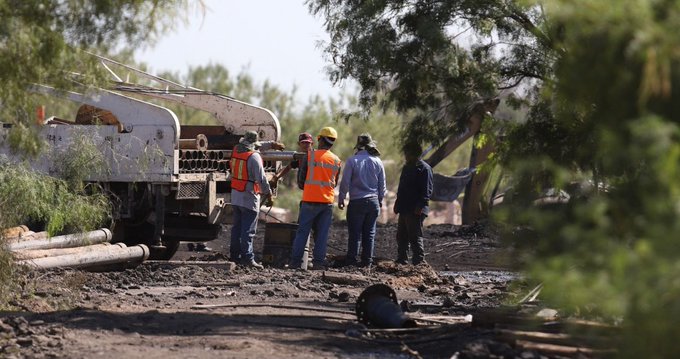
[298,132,313,143]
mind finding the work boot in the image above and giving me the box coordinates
[309,261,326,271]
[359,261,372,269]
[343,258,358,267]
[243,260,264,269]
[395,258,408,265]
[195,243,212,252]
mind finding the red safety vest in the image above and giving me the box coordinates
[230,146,261,193]
[302,148,341,203]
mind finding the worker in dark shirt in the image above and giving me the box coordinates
[393,142,433,265]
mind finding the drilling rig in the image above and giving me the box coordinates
[0,55,300,259]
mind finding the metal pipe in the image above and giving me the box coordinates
[5,228,112,251]
[5,231,49,243]
[204,135,236,150]
[178,134,208,151]
[217,151,303,162]
[7,231,53,249]
[259,151,305,162]
[196,134,208,151]
[17,243,150,269]
[12,242,114,260]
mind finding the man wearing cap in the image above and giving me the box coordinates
[338,133,386,267]
[394,141,433,265]
[271,132,314,187]
[229,130,274,269]
[290,127,342,270]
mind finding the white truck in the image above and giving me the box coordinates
[0,55,296,259]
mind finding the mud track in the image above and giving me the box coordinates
[0,222,538,359]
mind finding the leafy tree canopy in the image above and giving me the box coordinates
[0,0,192,145]
[0,0,192,227]
[311,0,680,356]
[309,0,553,145]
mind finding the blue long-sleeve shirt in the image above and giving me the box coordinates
[338,150,386,204]
[394,159,433,215]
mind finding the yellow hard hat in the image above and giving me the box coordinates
[318,127,338,139]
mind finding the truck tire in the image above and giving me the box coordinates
[114,214,220,260]
[113,221,181,260]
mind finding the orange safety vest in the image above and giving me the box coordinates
[230,146,261,193]
[302,148,341,203]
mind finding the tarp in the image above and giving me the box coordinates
[431,168,475,202]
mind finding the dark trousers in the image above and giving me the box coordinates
[230,205,258,263]
[346,197,380,265]
[291,202,333,268]
[396,213,425,264]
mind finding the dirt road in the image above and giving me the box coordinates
[1,222,528,359]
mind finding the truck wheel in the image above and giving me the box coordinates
[113,221,180,260]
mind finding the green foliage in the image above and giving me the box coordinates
[0,248,14,307]
[496,1,680,357]
[313,0,680,355]
[50,130,109,191]
[0,0,190,147]
[308,0,549,146]
[0,0,189,223]
[0,0,188,302]
[0,157,111,235]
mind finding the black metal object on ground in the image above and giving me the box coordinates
[356,283,417,328]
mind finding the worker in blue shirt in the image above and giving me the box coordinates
[393,142,433,265]
[338,133,386,267]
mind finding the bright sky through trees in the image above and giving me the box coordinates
[135,0,346,101]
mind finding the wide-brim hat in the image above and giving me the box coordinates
[354,133,377,149]
[239,130,262,148]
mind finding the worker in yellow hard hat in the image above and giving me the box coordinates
[289,126,342,270]
[317,126,338,139]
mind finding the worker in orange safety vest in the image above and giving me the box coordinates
[289,127,341,270]
[229,130,274,269]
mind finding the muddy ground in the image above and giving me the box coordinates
[0,221,572,359]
